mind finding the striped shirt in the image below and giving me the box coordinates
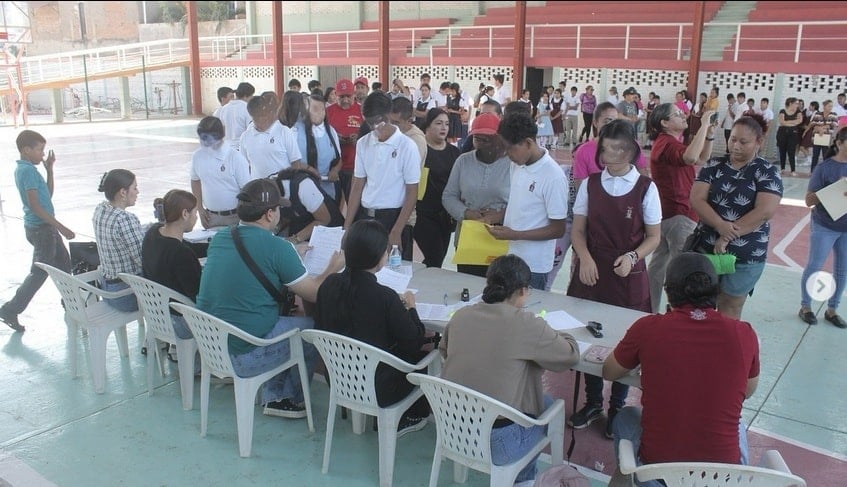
[92,201,144,279]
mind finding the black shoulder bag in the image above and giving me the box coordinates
[230,226,296,316]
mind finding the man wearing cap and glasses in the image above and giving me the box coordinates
[442,112,511,277]
[197,178,345,419]
[617,87,640,130]
[602,253,759,482]
[326,79,364,207]
[344,91,420,261]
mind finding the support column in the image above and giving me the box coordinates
[50,88,64,123]
[273,1,285,97]
[378,1,389,86]
[186,1,202,115]
[512,1,527,102]
[118,76,131,120]
[686,1,706,105]
[182,66,192,115]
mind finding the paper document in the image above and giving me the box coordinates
[576,341,592,355]
[452,220,509,265]
[303,226,345,275]
[815,178,847,221]
[542,310,584,331]
[183,227,220,243]
[416,303,453,321]
[375,267,413,294]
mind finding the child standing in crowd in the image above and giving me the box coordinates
[535,92,554,149]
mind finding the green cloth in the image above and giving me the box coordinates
[704,253,736,275]
[197,225,307,355]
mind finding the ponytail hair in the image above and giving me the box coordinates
[482,254,531,304]
[98,169,136,201]
[825,126,847,160]
[157,189,197,224]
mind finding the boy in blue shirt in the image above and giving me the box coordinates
[1,130,75,332]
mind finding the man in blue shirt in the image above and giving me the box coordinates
[1,130,75,332]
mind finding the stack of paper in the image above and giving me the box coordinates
[183,227,221,243]
[303,226,345,275]
[815,178,847,220]
[375,267,413,294]
[541,310,584,331]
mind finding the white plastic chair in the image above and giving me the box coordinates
[300,329,439,487]
[170,303,314,458]
[406,373,565,487]
[35,263,143,394]
[618,439,806,486]
[119,273,198,411]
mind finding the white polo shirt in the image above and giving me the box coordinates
[280,177,324,213]
[239,120,302,180]
[354,125,421,210]
[218,99,251,149]
[503,151,569,273]
[572,165,662,225]
[189,143,252,212]
[564,94,580,116]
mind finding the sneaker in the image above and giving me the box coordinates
[263,398,307,418]
[397,415,427,438]
[0,305,25,332]
[605,408,619,439]
[798,308,817,325]
[567,404,603,429]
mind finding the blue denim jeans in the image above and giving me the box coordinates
[229,316,318,405]
[585,374,629,410]
[800,219,847,309]
[171,314,193,339]
[490,395,554,483]
[529,272,548,291]
[99,278,139,312]
[613,406,749,486]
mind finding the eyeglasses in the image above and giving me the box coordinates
[365,115,388,130]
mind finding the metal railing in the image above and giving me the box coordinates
[2,20,845,90]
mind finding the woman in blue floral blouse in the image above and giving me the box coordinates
[690,115,783,319]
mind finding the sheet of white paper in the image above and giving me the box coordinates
[375,267,413,294]
[183,228,220,243]
[416,303,454,321]
[303,226,345,276]
[576,340,592,355]
[815,178,847,221]
[542,310,585,331]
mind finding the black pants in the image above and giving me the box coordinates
[777,131,799,172]
[724,128,732,155]
[580,112,595,140]
[413,208,454,268]
[355,207,414,261]
[812,144,827,173]
[338,170,354,204]
[456,264,489,277]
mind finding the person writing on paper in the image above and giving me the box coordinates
[690,115,783,320]
[566,120,661,439]
[439,254,579,484]
[603,253,760,484]
[274,168,344,244]
[488,111,568,290]
[798,126,847,328]
[443,113,511,277]
[314,219,432,436]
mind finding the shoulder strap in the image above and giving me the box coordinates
[324,119,341,161]
[230,226,285,303]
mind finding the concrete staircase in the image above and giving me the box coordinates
[410,17,476,58]
[700,1,758,61]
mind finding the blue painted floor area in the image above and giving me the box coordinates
[0,119,844,486]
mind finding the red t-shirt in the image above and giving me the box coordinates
[650,133,698,221]
[613,306,759,464]
[326,103,363,171]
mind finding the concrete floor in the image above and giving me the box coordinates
[0,118,844,486]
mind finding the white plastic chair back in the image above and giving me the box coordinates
[407,373,565,487]
[41,264,93,326]
[618,439,806,487]
[171,303,237,379]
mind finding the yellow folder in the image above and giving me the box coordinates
[417,166,430,201]
[452,220,509,265]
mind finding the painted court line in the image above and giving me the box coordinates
[108,131,198,144]
[772,212,809,271]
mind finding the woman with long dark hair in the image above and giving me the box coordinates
[295,93,342,200]
[440,254,579,484]
[314,219,431,435]
[93,168,143,312]
[798,126,847,328]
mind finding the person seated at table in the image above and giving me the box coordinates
[142,189,203,340]
[274,168,344,244]
[93,168,144,312]
[566,120,661,438]
[314,219,432,436]
[439,254,580,484]
[603,253,760,485]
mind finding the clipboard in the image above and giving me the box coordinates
[417,167,430,200]
[815,177,847,221]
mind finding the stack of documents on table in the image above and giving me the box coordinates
[416,294,482,322]
[375,267,413,294]
[541,310,584,331]
[184,227,222,243]
[303,226,345,276]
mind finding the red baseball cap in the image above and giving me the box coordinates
[354,76,369,87]
[469,113,501,136]
[335,79,354,96]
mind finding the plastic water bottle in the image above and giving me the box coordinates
[388,245,401,270]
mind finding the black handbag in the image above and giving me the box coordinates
[69,241,100,275]
[230,226,296,316]
[682,225,707,253]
